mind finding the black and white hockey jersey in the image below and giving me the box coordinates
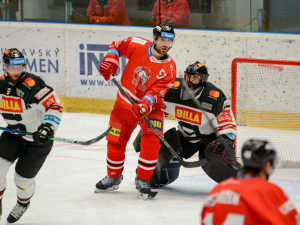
[0,72,63,141]
[164,78,236,143]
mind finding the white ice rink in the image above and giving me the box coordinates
[0,113,300,225]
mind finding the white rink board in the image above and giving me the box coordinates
[0,26,66,96]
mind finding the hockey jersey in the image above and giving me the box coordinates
[0,72,63,141]
[109,37,176,111]
[164,78,236,143]
[201,177,300,225]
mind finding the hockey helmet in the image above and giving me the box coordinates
[2,48,26,72]
[153,24,175,41]
[242,139,277,170]
[184,61,209,89]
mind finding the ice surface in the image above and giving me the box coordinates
[0,113,299,225]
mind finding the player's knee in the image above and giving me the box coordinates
[0,157,12,189]
[141,135,161,152]
[14,172,36,192]
[0,157,12,178]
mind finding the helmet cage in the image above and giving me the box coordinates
[184,61,209,89]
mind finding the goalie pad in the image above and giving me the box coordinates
[145,127,182,187]
[150,160,181,188]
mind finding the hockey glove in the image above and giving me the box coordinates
[131,98,153,120]
[33,123,54,144]
[99,53,120,81]
[206,134,236,165]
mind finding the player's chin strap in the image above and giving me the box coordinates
[111,76,207,168]
[0,126,112,146]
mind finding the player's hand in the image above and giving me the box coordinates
[99,53,120,81]
[88,15,104,24]
[131,98,153,120]
[33,123,54,144]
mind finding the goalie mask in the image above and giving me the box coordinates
[242,139,277,171]
[2,48,26,73]
[180,61,209,100]
[184,61,209,89]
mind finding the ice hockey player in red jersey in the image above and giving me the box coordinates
[201,139,300,225]
[133,61,242,188]
[94,24,176,199]
[0,48,63,223]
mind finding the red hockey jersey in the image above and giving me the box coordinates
[201,177,300,225]
[109,37,176,111]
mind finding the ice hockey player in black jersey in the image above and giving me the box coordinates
[134,61,242,188]
[0,48,63,223]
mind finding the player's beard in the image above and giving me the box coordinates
[6,72,24,85]
[153,43,169,56]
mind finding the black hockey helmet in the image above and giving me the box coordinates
[153,23,175,41]
[2,48,26,72]
[184,61,209,89]
[242,139,277,170]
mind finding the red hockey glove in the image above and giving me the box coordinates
[131,98,153,120]
[99,53,120,81]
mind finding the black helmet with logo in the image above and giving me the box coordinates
[153,23,175,41]
[184,61,209,89]
[2,48,26,72]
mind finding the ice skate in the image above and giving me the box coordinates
[135,177,157,200]
[94,174,123,193]
[7,201,30,223]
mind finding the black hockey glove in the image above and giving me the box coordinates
[205,134,236,165]
[33,123,54,144]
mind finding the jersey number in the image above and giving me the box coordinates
[203,213,245,225]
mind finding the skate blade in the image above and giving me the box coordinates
[136,190,158,200]
[94,185,119,193]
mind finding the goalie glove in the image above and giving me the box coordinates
[99,50,120,81]
[33,123,54,144]
[131,95,154,120]
[205,134,236,166]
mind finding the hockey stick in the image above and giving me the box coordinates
[111,77,207,168]
[0,126,112,145]
[181,80,242,171]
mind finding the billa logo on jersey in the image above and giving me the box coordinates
[0,96,23,113]
[148,119,162,131]
[175,106,202,125]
